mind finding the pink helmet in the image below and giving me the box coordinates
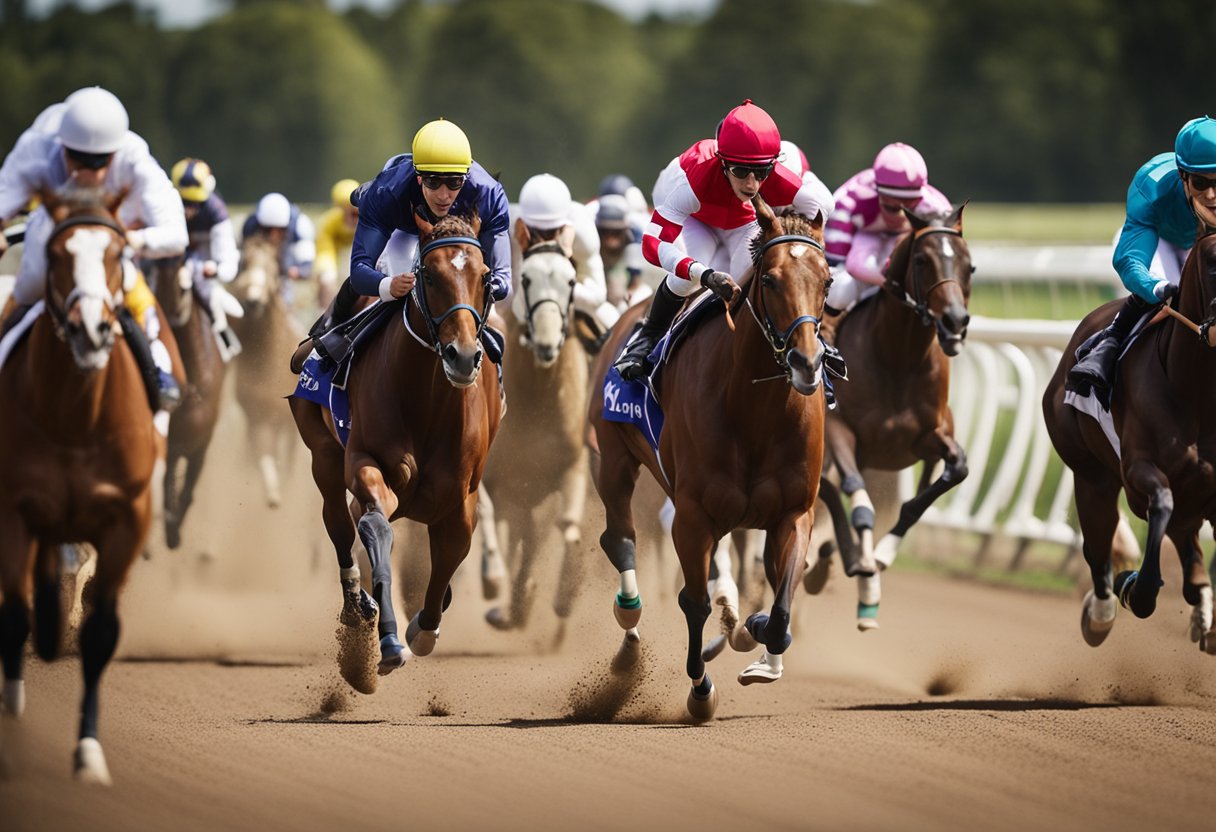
[873,142,928,198]
[716,99,781,164]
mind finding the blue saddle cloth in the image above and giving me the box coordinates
[292,298,504,447]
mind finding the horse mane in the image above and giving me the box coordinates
[422,212,478,245]
[749,212,820,265]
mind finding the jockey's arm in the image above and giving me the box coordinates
[843,232,889,285]
[129,148,188,258]
[570,205,608,309]
[1113,215,1166,304]
[478,183,513,302]
[791,171,835,223]
[210,217,240,283]
[349,198,399,299]
[0,130,49,234]
[644,177,714,292]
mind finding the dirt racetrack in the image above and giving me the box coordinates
[2,387,1216,832]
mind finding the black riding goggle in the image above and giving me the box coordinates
[65,148,115,170]
[1185,171,1216,192]
[419,173,467,191]
[723,161,775,181]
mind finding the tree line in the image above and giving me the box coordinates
[0,0,1210,206]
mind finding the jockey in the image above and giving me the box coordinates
[170,157,244,357]
[595,193,649,310]
[0,86,186,411]
[515,172,619,331]
[823,142,952,313]
[311,118,511,344]
[1068,116,1216,397]
[614,99,834,380]
[314,178,360,309]
[241,192,316,305]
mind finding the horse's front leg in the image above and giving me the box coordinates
[593,425,644,667]
[738,510,812,685]
[553,453,588,623]
[408,490,477,657]
[1170,530,1213,652]
[1118,457,1171,619]
[0,506,34,721]
[348,451,406,674]
[672,500,718,722]
[877,429,969,569]
[477,487,507,601]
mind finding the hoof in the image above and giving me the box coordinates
[803,553,831,595]
[1205,630,1216,656]
[701,634,727,663]
[2,680,25,718]
[686,680,718,722]
[73,738,112,786]
[727,620,758,652]
[1080,590,1115,647]
[377,634,407,676]
[340,586,378,627]
[737,652,783,686]
[485,606,513,631]
[857,602,880,631]
[611,629,641,674]
[481,574,504,602]
[164,521,182,551]
[613,593,642,630]
[405,613,439,657]
[1190,587,1213,644]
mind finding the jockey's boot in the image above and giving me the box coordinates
[818,305,848,380]
[308,279,360,339]
[118,308,181,413]
[1068,293,1152,398]
[613,281,683,381]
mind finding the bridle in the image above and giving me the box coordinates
[43,213,125,342]
[884,225,966,328]
[745,233,827,376]
[411,234,491,353]
[518,239,575,342]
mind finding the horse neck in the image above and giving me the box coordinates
[26,320,118,439]
[723,299,806,420]
[1165,281,1216,402]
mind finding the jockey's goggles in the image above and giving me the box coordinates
[419,172,467,191]
[880,196,919,214]
[65,147,115,170]
[723,161,775,181]
[1185,171,1216,192]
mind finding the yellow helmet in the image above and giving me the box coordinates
[331,178,359,208]
[171,158,216,203]
[411,119,471,174]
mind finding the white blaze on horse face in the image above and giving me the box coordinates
[247,267,268,303]
[451,249,468,272]
[64,228,114,349]
[789,244,808,258]
[940,237,955,259]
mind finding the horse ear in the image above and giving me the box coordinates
[468,206,482,237]
[903,207,929,231]
[752,194,777,236]
[415,208,435,239]
[103,186,129,217]
[38,188,68,222]
[514,217,531,253]
[946,200,969,231]
[557,224,576,259]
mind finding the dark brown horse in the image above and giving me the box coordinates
[149,256,226,549]
[815,205,972,630]
[230,232,302,508]
[1043,228,1216,652]
[0,194,160,784]
[589,197,830,721]
[290,211,502,682]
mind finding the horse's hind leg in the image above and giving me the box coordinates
[1074,474,1122,646]
[671,504,718,721]
[880,435,969,568]
[1171,530,1214,652]
[0,512,34,719]
[162,450,184,550]
[477,488,507,601]
[825,427,883,629]
[33,541,63,662]
[807,477,858,594]
[407,491,477,657]
[739,511,813,686]
[1118,459,1171,619]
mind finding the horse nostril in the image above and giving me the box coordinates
[443,344,460,363]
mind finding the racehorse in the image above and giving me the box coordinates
[149,255,226,549]
[290,211,502,679]
[481,224,590,633]
[0,192,160,784]
[588,196,831,721]
[814,205,972,630]
[1043,227,1216,652]
[230,232,302,508]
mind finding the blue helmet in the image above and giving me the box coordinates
[1175,116,1216,174]
[597,173,635,198]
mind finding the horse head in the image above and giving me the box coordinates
[41,188,128,371]
[232,232,281,319]
[748,196,831,396]
[888,203,972,356]
[511,219,576,368]
[1180,227,1216,326]
[415,210,491,388]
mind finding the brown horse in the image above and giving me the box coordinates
[481,224,590,632]
[290,211,502,680]
[0,194,159,784]
[589,197,830,721]
[230,232,302,508]
[149,256,226,549]
[815,205,972,630]
[1043,228,1216,651]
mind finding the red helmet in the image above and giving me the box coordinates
[716,99,781,164]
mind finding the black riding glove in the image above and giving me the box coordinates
[700,269,741,305]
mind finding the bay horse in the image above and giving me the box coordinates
[0,193,159,784]
[589,196,830,721]
[481,224,590,633]
[1043,227,1216,652]
[230,232,302,508]
[290,211,502,680]
[815,205,972,630]
[149,255,226,549]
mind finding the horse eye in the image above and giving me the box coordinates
[522,276,531,288]
[761,274,775,287]
[970,265,977,275]
[568,278,575,287]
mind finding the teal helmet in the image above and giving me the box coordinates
[1175,116,1216,173]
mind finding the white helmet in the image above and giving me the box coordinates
[59,87,129,155]
[255,192,292,228]
[519,173,571,230]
